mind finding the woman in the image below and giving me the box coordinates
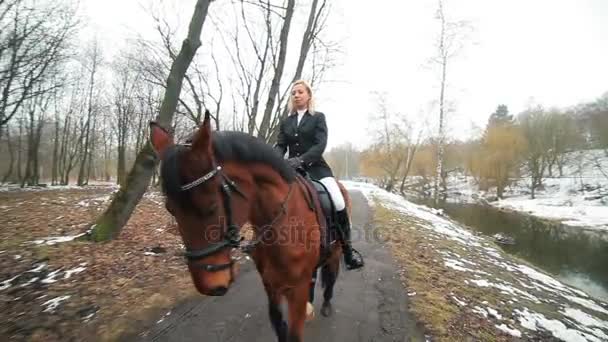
[274,80,364,270]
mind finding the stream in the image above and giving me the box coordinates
[409,197,608,302]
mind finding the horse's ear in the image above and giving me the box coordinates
[192,110,213,156]
[150,122,174,157]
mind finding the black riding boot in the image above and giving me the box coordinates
[336,209,364,270]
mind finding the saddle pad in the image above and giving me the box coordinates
[295,175,332,257]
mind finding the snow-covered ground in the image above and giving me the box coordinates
[344,181,608,342]
[448,150,608,230]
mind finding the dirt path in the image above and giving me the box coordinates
[134,190,423,342]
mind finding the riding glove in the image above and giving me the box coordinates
[287,157,303,169]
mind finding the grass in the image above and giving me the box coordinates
[372,203,517,341]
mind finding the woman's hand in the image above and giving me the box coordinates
[287,157,303,169]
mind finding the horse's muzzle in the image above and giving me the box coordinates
[207,286,228,296]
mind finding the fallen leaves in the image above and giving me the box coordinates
[0,186,196,341]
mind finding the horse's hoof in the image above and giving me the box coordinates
[321,303,333,317]
[305,302,315,322]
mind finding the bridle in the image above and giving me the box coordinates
[171,144,293,273]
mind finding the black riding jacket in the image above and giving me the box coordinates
[274,111,333,179]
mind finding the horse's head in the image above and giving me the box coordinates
[150,112,239,296]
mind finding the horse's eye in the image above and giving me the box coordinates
[199,203,217,217]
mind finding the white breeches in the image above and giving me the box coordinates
[319,177,345,211]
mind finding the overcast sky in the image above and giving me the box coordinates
[80,0,608,150]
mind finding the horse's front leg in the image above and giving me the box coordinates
[285,281,310,342]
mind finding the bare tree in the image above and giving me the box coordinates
[76,40,102,186]
[431,0,470,205]
[111,54,140,186]
[1,122,15,183]
[88,0,213,242]
[519,107,551,199]
[0,0,77,136]
[398,122,426,195]
[21,81,52,186]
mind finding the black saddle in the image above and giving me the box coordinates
[294,170,340,254]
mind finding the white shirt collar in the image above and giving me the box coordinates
[296,108,307,124]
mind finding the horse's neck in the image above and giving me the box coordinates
[248,164,293,228]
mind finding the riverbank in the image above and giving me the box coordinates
[344,181,608,342]
[441,150,608,230]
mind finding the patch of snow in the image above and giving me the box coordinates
[564,295,608,316]
[515,308,603,342]
[482,247,502,259]
[452,296,467,306]
[495,324,522,337]
[29,233,86,246]
[14,254,22,260]
[518,264,588,297]
[470,279,491,287]
[64,266,86,279]
[473,306,488,318]
[82,312,96,322]
[444,258,468,272]
[562,307,608,329]
[42,295,71,313]
[487,307,503,320]
[27,263,47,273]
[42,269,62,284]
[470,279,540,303]
[77,195,111,207]
[20,277,39,287]
[0,274,20,290]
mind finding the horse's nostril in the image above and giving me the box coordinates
[208,286,228,296]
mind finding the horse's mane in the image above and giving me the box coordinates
[212,131,295,182]
[161,131,295,200]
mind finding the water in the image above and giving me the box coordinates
[411,197,608,302]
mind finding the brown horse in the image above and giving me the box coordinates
[149,112,349,342]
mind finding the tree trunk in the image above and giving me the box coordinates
[85,116,97,183]
[399,145,418,194]
[59,116,71,184]
[257,0,295,141]
[17,119,23,184]
[434,0,448,207]
[2,126,14,184]
[497,179,504,199]
[52,119,60,185]
[87,0,212,242]
[117,143,126,186]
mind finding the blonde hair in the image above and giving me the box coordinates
[288,79,316,114]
